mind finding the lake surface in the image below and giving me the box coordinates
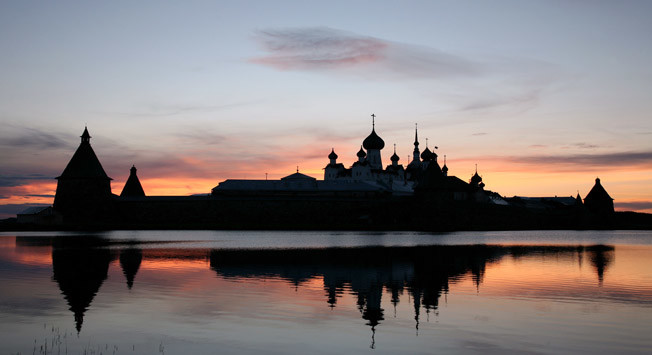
[1,230,651,354]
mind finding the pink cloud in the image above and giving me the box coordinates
[250,27,478,79]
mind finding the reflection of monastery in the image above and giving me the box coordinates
[20,118,622,229]
[14,238,615,338]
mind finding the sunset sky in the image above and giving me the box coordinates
[1,1,652,217]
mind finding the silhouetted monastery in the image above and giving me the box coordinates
[18,119,631,230]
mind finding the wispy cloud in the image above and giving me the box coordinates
[251,27,479,79]
[504,151,652,171]
[616,201,652,211]
[0,125,73,150]
[0,174,53,188]
[562,142,601,150]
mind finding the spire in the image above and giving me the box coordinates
[470,164,483,186]
[414,123,419,147]
[371,113,375,129]
[81,127,91,144]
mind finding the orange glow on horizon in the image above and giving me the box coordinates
[3,150,652,214]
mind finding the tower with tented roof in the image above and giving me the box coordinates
[584,178,614,215]
[54,127,114,223]
[120,165,146,197]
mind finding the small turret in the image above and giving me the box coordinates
[390,144,400,167]
[357,146,367,162]
[328,148,338,165]
[469,164,483,189]
[442,155,448,176]
[81,127,91,144]
[120,165,146,197]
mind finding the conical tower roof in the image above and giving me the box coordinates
[57,128,111,180]
[584,178,613,202]
[120,165,146,197]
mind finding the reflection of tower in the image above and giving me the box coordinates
[119,248,143,289]
[410,286,421,335]
[387,282,403,317]
[358,283,384,349]
[587,245,614,286]
[51,240,111,333]
[323,274,345,309]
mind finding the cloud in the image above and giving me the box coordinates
[457,87,542,112]
[0,126,73,150]
[561,142,601,150]
[505,151,652,171]
[471,132,487,136]
[0,174,53,188]
[616,201,652,211]
[111,100,262,118]
[251,27,479,79]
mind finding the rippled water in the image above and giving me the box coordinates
[1,230,651,354]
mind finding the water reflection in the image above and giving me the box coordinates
[119,248,142,289]
[11,237,617,339]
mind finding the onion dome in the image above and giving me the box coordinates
[420,147,433,161]
[470,171,482,185]
[328,148,338,160]
[362,129,385,150]
[357,146,367,158]
[442,164,448,173]
[391,152,400,162]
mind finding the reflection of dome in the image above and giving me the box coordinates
[362,129,385,150]
[328,149,338,160]
[357,146,367,158]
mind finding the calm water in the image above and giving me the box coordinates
[1,230,651,354]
